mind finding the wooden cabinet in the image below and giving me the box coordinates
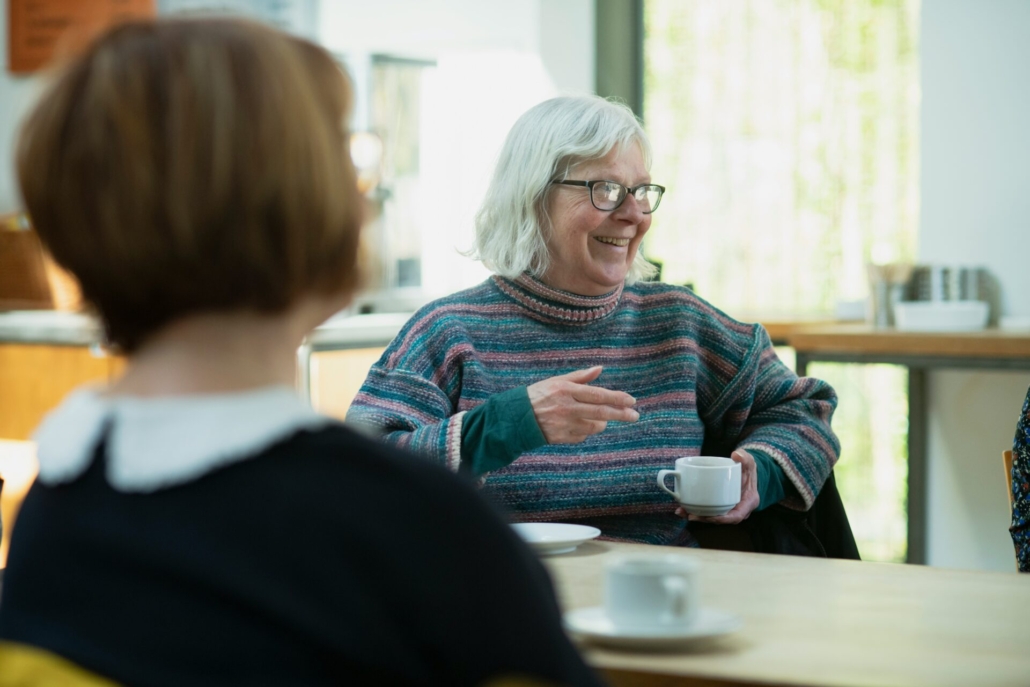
[0,343,384,440]
[0,344,123,441]
[308,347,385,421]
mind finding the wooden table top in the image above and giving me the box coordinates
[786,324,1030,359]
[545,541,1030,687]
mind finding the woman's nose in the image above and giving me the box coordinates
[613,192,647,223]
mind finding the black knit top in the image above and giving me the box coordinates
[0,388,600,686]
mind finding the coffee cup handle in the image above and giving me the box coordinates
[657,470,680,499]
[662,576,689,622]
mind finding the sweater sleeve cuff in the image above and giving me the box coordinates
[459,386,547,477]
[748,448,789,511]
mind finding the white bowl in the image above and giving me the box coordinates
[893,301,989,332]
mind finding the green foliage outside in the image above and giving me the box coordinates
[645,0,919,561]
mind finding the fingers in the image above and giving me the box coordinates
[688,504,748,525]
[541,367,638,408]
[529,367,640,445]
[731,449,756,469]
[555,367,638,407]
[547,409,645,443]
[547,419,607,444]
[572,402,640,423]
[557,365,605,384]
[570,384,637,408]
[677,450,760,526]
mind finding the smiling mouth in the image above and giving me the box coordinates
[594,236,630,247]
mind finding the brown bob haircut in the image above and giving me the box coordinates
[17,19,363,353]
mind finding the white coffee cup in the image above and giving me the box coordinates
[604,554,699,629]
[657,456,742,516]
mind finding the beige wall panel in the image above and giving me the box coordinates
[309,347,385,421]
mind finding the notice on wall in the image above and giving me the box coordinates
[8,0,156,74]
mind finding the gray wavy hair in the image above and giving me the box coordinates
[471,95,658,283]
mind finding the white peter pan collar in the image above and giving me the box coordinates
[33,385,333,493]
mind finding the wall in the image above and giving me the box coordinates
[0,4,43,214]
[540,0,595,97]
[0,0,596,212]
[318,0,594,94]
[921,0,1030,571]
[318,0,596,299]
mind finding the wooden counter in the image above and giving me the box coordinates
[790,324,1030,360]
[733,315,842,345]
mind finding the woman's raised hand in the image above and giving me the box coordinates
[527,366,638,444]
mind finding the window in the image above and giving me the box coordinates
[644,0,920,561]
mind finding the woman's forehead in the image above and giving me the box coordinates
[573,144,648,179]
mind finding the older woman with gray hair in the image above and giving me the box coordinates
[348,95,851,553]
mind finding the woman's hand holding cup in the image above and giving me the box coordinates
[675,449,760,524]
[527,366,639,444]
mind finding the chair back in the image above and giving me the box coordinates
[1003,449,1015,510]
[0,641,119,687]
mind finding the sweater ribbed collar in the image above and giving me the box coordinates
[492,273,623,325]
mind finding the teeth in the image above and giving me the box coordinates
[595,237,630,246]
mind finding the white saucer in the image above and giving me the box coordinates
[564,606,742,649]
[510,522,602,555]
[679,503,737,517]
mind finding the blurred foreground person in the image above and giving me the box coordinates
[1011,388,1029,572]
[0,19,602,687]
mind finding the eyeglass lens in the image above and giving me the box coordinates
[591,182,662,213]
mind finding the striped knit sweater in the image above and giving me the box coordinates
[347,274,840,546]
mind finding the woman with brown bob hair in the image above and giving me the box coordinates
[0,19,601,687]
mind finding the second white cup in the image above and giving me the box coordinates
[604,554,700,629]
[657,456,741,516]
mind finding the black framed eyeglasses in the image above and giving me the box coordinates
[553,179,666,214]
